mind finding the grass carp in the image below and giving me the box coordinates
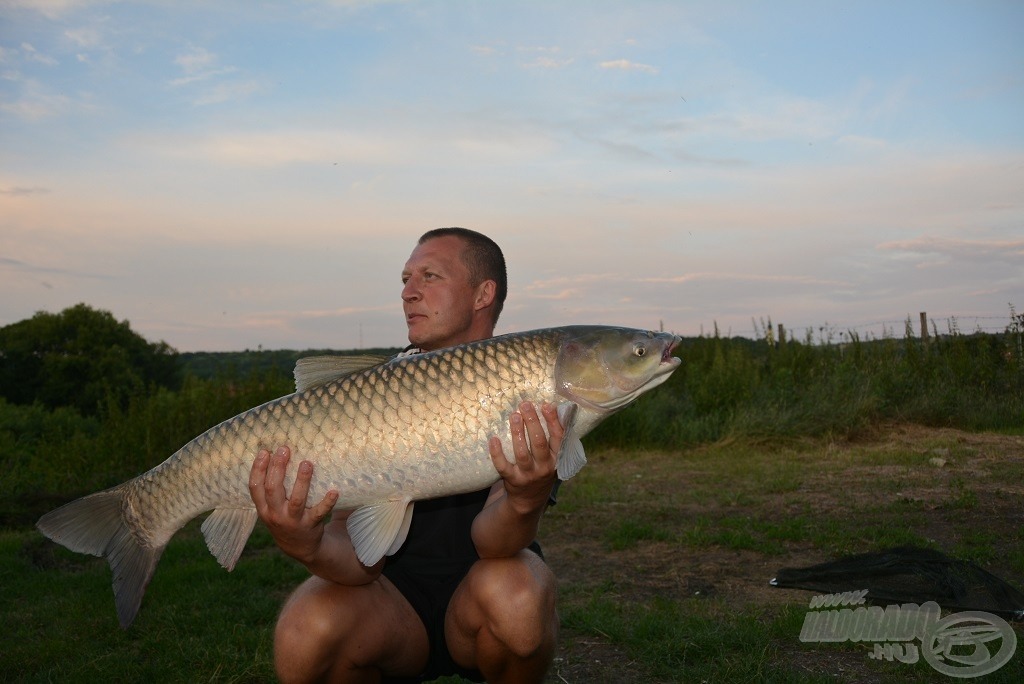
[37,325,681,627]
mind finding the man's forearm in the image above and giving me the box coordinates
[471,491,546,558]
[296,520,384,585]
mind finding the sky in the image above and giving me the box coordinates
[1,0,1022,352]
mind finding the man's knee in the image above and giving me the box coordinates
[275,584,342,653]
[273,581,352,681]
[274,576,429,683]
[470,553,558,656]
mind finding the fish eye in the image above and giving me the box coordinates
[633,344,647,357]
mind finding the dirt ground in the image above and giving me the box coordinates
[535,426,1024,683]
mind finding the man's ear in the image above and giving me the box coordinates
[474,280,497,311]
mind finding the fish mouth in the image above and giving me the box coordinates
[661,335,681,366]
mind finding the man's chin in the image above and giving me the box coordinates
[406,325,430,348]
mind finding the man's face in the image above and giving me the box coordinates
[401,235,481,351]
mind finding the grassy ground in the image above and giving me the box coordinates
[542,425,1024,683]
[3,425,1022,682]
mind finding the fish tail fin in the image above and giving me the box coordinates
[36,485,164,629]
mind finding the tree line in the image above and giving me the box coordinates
[0,304,180,416]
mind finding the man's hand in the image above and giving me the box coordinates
[488,402,563,514]
[249,446,340,564]
[474,402,563,558]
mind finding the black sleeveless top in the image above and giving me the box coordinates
[382,488,490,575]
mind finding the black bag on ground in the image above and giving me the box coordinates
[771,546,1024,621]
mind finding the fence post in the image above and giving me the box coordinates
[777,323,786,347]
[920,312,929,345]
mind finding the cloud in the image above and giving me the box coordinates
[515,45,573,69]
[167,46,263,105]
[0,256,111,280]
[0,79,72,119]
[61,23,116,66]
[169,66,239,87]
[313,0,410,8]
[63,26,104,49]
[4,0,111,20]
[640,272,849,287]
[524,272,849,304]
[878,236,1024,264]
[191,79,264,105]
[137,129,400,166]
[241,303,398,327]
[696,101,837,142]
[836,134,887,150]
[599,59,658,74]
[20,42,58,66]
[523,56,574,69]
[174,46,218,75]
[0,186,49,196]
[131,119,557,167]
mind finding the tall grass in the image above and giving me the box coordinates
[591,315,1024,448]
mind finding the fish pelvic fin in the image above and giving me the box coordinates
[556,402,587,480]
[36,485,164,629]
[201,507,259,571]
[346,499,414,567]
[293,354,390,392]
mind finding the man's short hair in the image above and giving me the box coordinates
[418,227,507,324]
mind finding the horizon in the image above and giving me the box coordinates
[10,300,1018,356]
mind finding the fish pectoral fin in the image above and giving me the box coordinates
[556,401,579,428]
[201,507,259,571]
[556,402,587,480]
[386,501,415,557]
[293,354,390,392]
[557,437,587,480]
[347,499,414,567]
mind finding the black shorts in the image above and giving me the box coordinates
[380,541,544,684]
[381,557,484,684]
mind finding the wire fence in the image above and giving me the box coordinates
[710,311,1024,346]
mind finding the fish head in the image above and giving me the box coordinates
[555,326,681,412]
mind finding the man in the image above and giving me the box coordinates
[249,228,562,683]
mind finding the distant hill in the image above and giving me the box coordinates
[180,347,404,380]
[178,336,750,381]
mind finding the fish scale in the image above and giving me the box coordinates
[37,325,681,628]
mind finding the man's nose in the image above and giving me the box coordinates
[402,278,419,301]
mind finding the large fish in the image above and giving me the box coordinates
[37,325,681,627]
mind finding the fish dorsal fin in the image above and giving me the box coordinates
[556,402,587,480]
[294,355,390,392]
[346,499,414,566]
[201,507,259,571]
